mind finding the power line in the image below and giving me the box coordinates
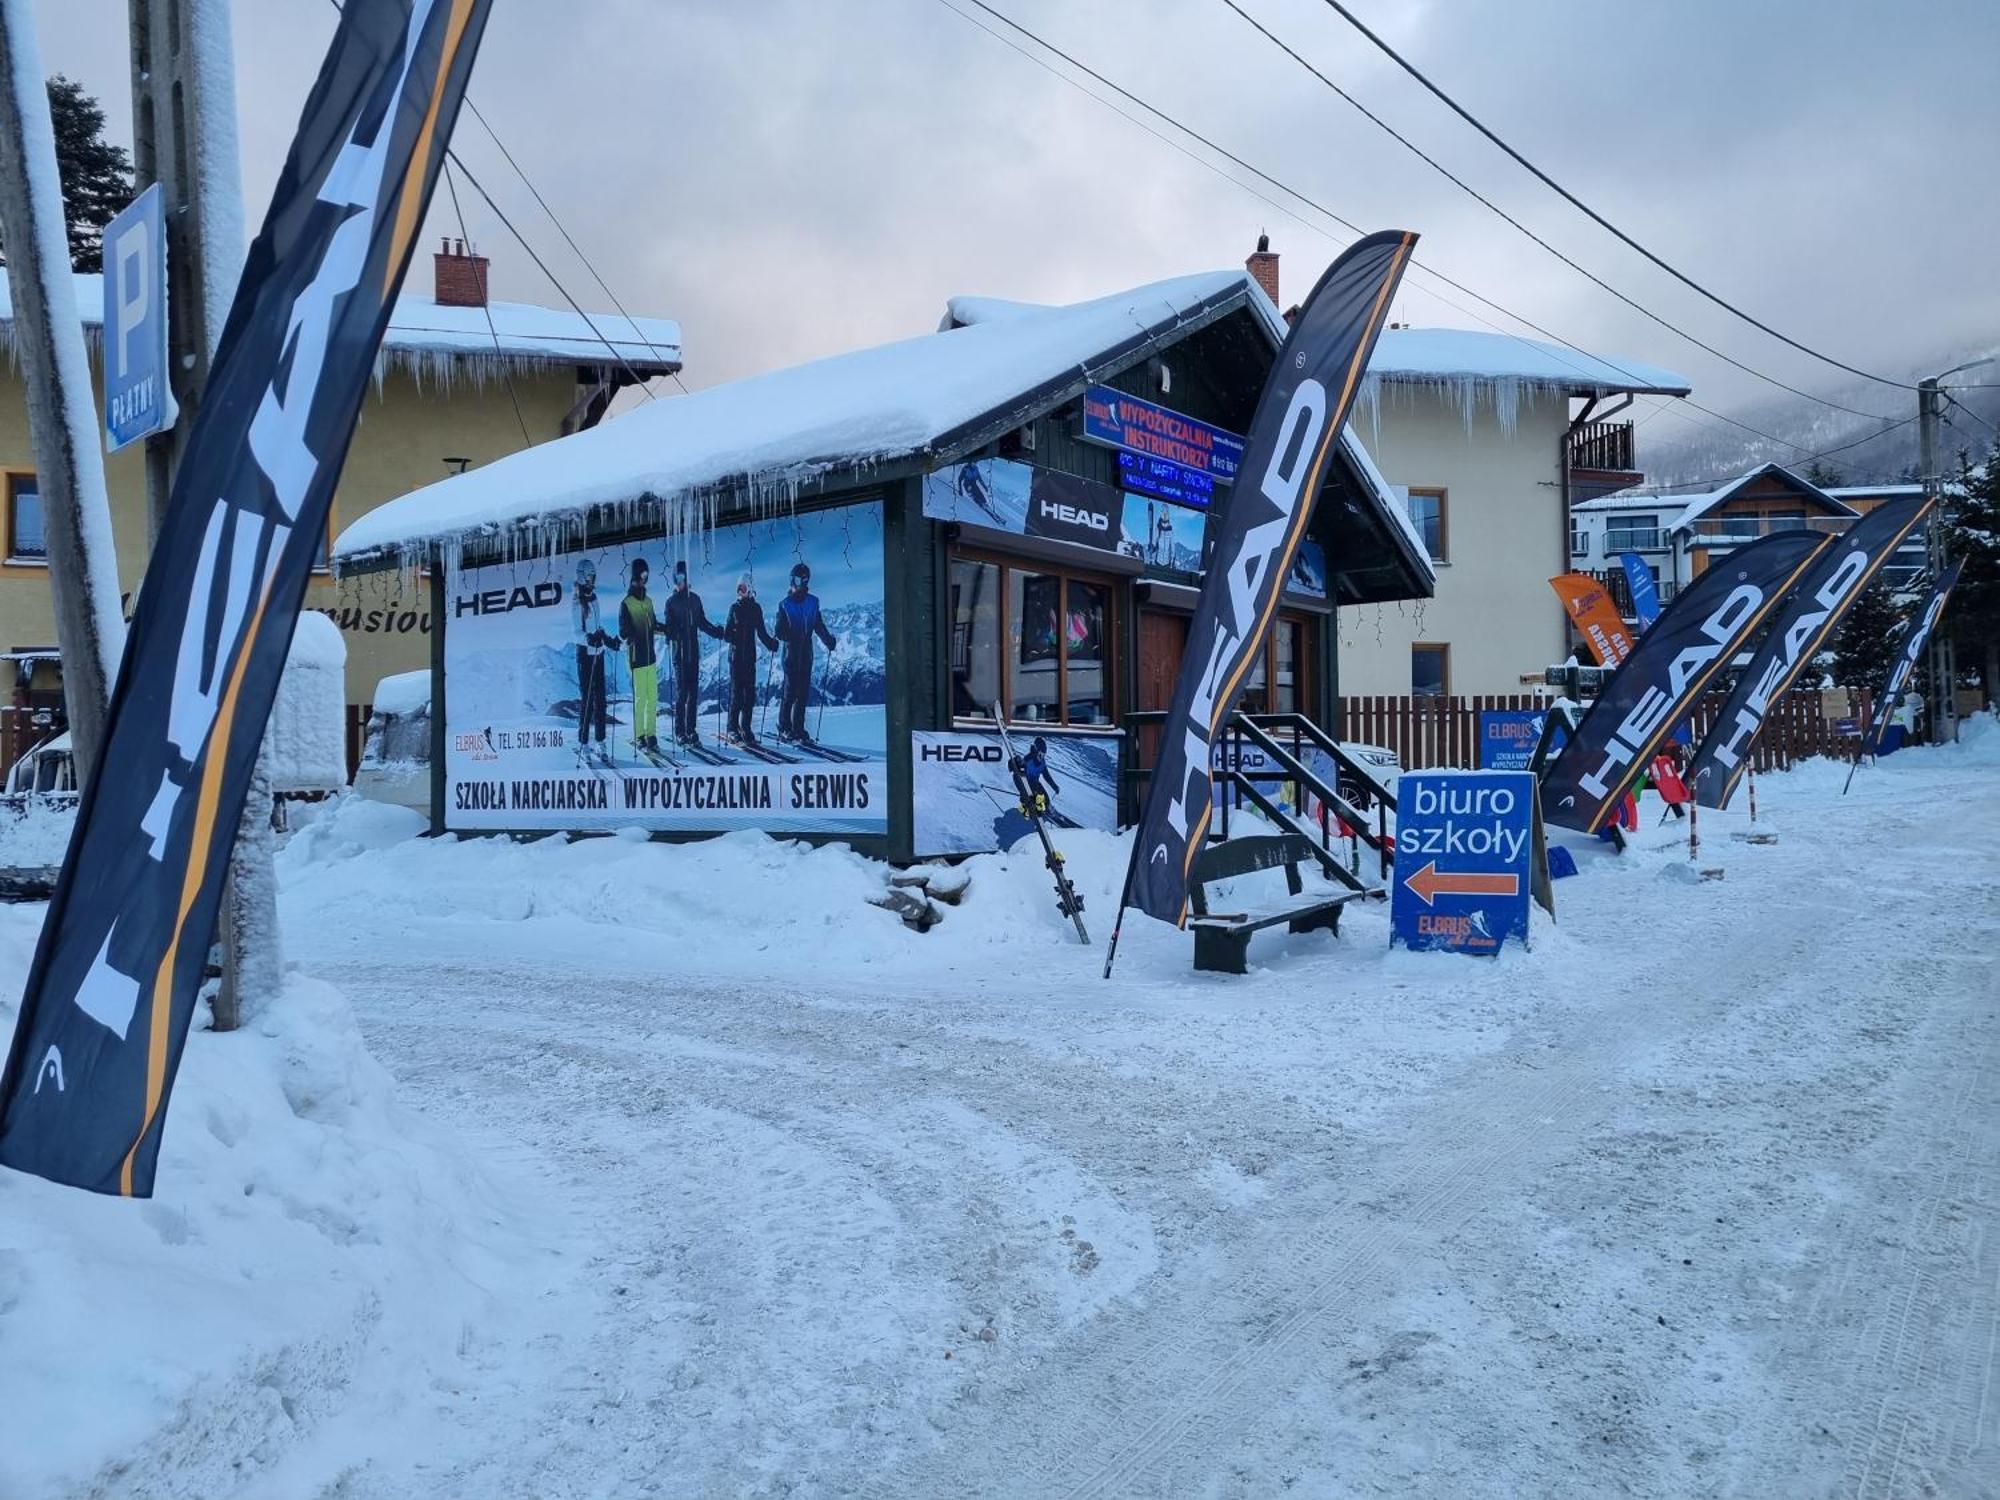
[458,95,680,391]
[938,0,1890,473]
[1219,0,1900,424]
[1310,0,1918,392]
[443,158,533,447]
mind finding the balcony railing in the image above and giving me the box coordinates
[1602,527,1664,552]
[1588,568,1679,619]
[1566,419,1635,474]
[1684,515,1851,544]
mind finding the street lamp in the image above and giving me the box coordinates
[1917,356,1995,743]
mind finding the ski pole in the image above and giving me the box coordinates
[815,640,834,743]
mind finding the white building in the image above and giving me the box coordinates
[1332,327,1690,697]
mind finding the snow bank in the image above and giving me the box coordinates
[0,796,73,868]
[265,612,348,794]
[0,905,524,1499]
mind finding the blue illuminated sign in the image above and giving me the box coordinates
[1081,385,1245,481]
[1116,450,1213,509]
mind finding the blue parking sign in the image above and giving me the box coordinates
[1391,771,1539,956]
[102,183,177,451]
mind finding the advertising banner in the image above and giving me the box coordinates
[1687,493,1931,808]
[444,502,887,835]
[922,458,1119,553]
[101,182,176,451]
[1391,771,1539,955]
[1478,709,1545,770]
[1549,572,1635,666]
[1540,531,1828,833]
[1118,229,1416,932]
[1869,559,1961,751]
[1118,492,1206,573]
[912,729,1118,857]
[1080,385,1245,481]
[0,0,493,1196]
[1620,553,1662,629]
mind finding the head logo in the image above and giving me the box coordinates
[33,1045,64,1094]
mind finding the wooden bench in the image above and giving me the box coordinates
[1186,833,1364,975]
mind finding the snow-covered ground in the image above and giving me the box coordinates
[4,727,1997,1498]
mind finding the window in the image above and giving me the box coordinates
[1570,519,1588,557]
[6,473,45,564]
[950,551,1116,727]
[1407,487,1447,563]
[1412,643,1449,699]
[1764,510,1807,530]
[1603,514,1661,552]
[1237,614,1315,718]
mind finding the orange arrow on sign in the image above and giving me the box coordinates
[1404,860,1520,907]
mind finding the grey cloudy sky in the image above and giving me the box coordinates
[36,0,2000,447]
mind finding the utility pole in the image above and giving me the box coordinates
[0,0,125,782]
[130,0,274,1031]
[1918,375,1968,746]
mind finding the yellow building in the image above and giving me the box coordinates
[0,243,679,742]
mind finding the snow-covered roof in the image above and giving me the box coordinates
[335,269,1429,597]
[0,270,682,378]
[1362,327,1690,398]
[1579,463,1861,529]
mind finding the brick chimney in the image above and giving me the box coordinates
[433,236,489,307]
[1246,233,1280,307]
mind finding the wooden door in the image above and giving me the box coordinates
[1136,607,1187,775]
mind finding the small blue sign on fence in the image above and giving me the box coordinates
[102,183,177,452]
[1391,771,1539,957]
[1478,709,1544,770]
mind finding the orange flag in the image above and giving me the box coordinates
[1549,573,1634,666]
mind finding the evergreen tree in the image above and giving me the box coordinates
[1943,442,2000,706]
[1802,459,1843,490]
[1830,579,1907,696]
[0,76,133,272]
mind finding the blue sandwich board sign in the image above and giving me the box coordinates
[1391,771,1540,956]
[102,183,177,452]
[1478,710,1544,770]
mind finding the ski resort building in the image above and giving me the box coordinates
[331,267,1435,861]
[0,241,681,738]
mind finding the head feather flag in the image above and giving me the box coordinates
[1686,494,1932,808]
[0,0,492,1196]
[1868,558,1962,751]
[1540,530,1829,834]
[1112,230,1415,943]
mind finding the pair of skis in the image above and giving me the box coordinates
[992,706,1089,944]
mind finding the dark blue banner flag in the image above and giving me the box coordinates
[1540,530,1828,834]
[1687,494,1932,808]
[1869,558,1962,751]
[0,0,492,1195]
[1620,552,1661,628]
[1111,230,1415,944]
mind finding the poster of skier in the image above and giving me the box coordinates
[443,502,887,834]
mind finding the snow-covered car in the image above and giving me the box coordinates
[353,670,432,811]
[2,730,77,803]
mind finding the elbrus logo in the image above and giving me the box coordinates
[454,581,564,617]
[1038,498,1108,532]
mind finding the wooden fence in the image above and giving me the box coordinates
[1336,688,1869,774]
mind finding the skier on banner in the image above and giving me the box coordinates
[571,558,618,759]
[618,558,666,753]
[774,561,838,744]
[723,572,778,746]
[1014,734,1061,818]
[662,559,725,748]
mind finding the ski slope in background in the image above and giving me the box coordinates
[2,724,1996,1497]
